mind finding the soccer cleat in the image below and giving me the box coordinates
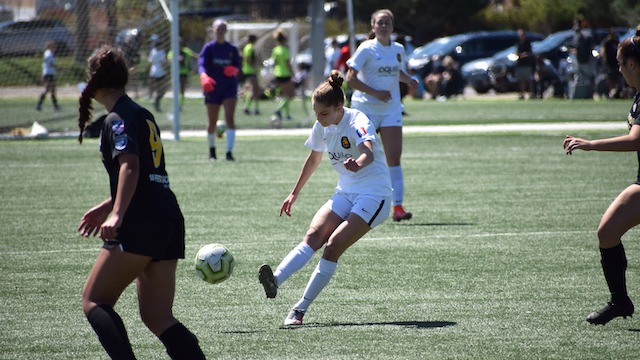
[586,301,634,325]
[258,264,277,298]
[243,108,251,115]
[226,152,235,161]
[252,109,260,115]
[284,308,305,326]
[392,205,412,222]
[285,115,292,121]
[273,110,282,120]
[35,104,42,111]
[209,147,217,162]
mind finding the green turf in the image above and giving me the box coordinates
[2,100,640,359]
[0,96,631,135]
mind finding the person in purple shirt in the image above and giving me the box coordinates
[199,19,241,161]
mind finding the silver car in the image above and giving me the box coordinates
[0,19,74,57]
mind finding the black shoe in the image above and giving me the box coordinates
[252,109,260,115]
[226,152,235,161]
[35,104,42,111]
[243,108,251,115]
[586,301,634,325]
[209,147,217,161]
[258,264,277,298]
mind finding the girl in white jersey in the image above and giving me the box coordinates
[346,9,419,222]
[258,70,393,326]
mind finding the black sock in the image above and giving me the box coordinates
[52,95,58,108]
[158,323,206,360]
[209,147,216,159]
[86,304,136,359]
[37,93,45,106]
[600,243,630,305]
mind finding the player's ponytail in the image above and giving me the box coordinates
[619,24,640,65]
[77,46,129,144]
[312,70,345,108]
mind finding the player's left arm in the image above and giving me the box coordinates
[100,153,139,240]
[399,70,419,89]
[344,141,374,172]
[564,124,640,155]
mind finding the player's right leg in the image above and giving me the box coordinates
[205,103,222,160]
[587,184,640,325]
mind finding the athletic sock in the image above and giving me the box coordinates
[600,243,630,304]
[244,95,252,110]
[37,93,46,107]
[293,258,337,311]
[180,95,185,109]
[277,98,286,113]
[226,129,236,154]
[207,133,216,148]
[52,94,58,108]
[283,97,291,117]
[86,304,136,360]
[388,166,404,206]
[158,322,206,360]
[273,242,315,287]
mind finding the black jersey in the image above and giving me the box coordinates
[100,95,182,219]
[627,93,640,182]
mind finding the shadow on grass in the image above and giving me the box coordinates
[391,222,476,227]
[280,320,456,330]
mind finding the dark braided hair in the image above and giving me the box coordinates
[77,46,129,143]
[312,70,345,108]
[618,25,640,66]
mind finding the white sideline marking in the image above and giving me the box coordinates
[162,122,627,139]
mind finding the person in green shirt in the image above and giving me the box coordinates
[167,37,199,109]
[271,29,295,122]
[242,34,261,115]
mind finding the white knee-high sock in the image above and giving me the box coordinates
[207,133,216,148]
[226,129,235,153]
[388,165,404,206]
[273,242,315,287]
[293,258,337,311]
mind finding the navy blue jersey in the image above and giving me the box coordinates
[198,40,241,92]
[100,95,182,219]
[627,93,640,182]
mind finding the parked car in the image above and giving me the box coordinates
[407,31,544,79]
[489,28,631,93]
[461,57,494,93]
[0,19,74,57]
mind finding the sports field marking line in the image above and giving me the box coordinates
[0,229,627,256]
[166,122,627,139]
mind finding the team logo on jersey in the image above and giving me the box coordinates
[114,135,128,151]
[356,127,367,137]
[341,136,351,149]
[397,54,402,62]
[111,120,125,135]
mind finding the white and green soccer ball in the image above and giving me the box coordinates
[194,244,234,284]
[215,120,226,137]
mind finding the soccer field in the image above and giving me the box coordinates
[1,99,640,359]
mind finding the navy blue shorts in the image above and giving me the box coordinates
[204,82,238,104]
[103,216,185,261]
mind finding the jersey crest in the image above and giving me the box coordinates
[111,120,125,135]
[397,53,401,63]
[341,136,351,149]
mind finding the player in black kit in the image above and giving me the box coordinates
[564,25,640,325]
[76,46,206,359]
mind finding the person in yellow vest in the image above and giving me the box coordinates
[271,29,295,121]
[242,34,261,115]
[167,37,199,109]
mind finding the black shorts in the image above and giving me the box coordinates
[103,216,185,261]
[275,76,291,84]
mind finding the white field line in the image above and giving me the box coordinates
[165,122,627,139]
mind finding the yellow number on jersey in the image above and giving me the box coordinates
[147,119,163,168]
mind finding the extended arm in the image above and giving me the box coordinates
[564,125,640,155]
[280,150,323,217]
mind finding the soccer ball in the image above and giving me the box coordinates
[194,244,234,284]
[270,115,282,128]
[215,120,226,138]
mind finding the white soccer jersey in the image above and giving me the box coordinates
[305,107,392,197]
[42,50,56,76]
[346,38,405,115]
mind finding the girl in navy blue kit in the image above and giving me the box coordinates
[77,46,205,359]
[199,19,241,161]
[564,25,640,326]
